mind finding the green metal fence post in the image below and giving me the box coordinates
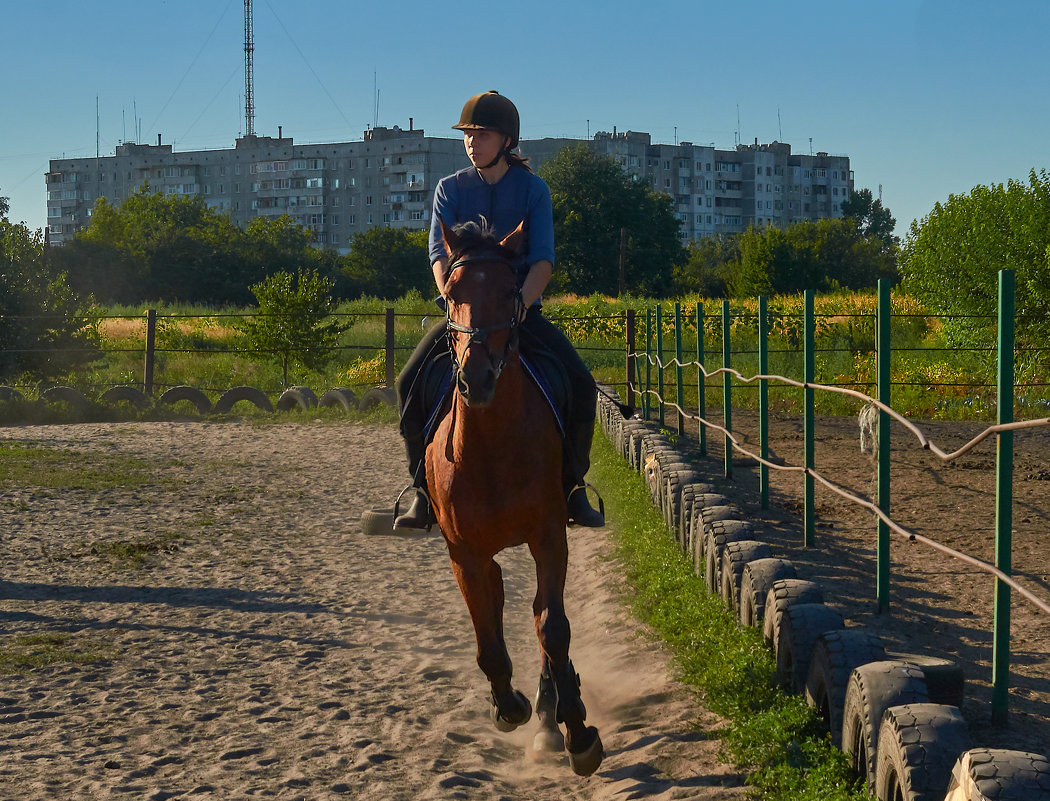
[656,304,665,427]
[675,302,684,439]
[758,296,769,509]
[877,279,891,613]
[696,301,707,456]
[992,269,1015,726]
[804,289,815,548]
[722,300,733,479]
[644,308,652,421]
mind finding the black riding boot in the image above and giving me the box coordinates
[564,420,605,527]
[393,434,434,530]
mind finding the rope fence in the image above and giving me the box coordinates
[621,272,1048,726]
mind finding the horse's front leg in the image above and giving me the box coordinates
[448,550,532,732]
[529,535,604,776]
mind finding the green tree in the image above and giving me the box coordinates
[539,145,684,296]
[672,234,737,298]
[1,205,99,383]
[342,226,431,299]
[842,188,897,250]
[900,169,1050,349]
[236,268,351,387]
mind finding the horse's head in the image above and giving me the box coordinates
[441,218,526,408]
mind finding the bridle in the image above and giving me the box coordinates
[444,249,525,384]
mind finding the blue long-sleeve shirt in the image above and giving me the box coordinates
[429,165,555,292]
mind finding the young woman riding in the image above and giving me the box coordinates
[394,90,604,529]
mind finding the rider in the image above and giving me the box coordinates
[393,90,605,530]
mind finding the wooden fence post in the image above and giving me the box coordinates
[143,309,157,396]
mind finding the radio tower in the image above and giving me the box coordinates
[244,0,255,137]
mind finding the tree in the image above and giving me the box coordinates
[1,208,99,383]
[900,169,1050,349]
[341,227,431,299]
[235,268,351,387]
[539,145,684,296]
[842,188,897,250]
[727,218,897,298]
[672,234,737,298]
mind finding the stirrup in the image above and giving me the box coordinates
[393,485,434,531]
[567,483,605,527]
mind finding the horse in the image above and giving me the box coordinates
[424,218,604,776]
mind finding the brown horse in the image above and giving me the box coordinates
[425,219,603,776]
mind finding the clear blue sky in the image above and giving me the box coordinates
[2,0,1048,238]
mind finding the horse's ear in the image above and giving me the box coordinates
[439,218,459,256]
[499,221,526,255]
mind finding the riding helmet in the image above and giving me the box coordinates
[452,91,520,150]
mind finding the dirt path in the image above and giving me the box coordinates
[0,421,744,801]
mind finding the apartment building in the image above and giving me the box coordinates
[46,127,852,248]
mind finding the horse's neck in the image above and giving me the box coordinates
[451,361,535,449]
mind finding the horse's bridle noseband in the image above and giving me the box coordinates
[444,250,525,382]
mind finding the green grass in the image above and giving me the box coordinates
[0,442,161,491]
[0,632,114,674]
[589,428,867,801]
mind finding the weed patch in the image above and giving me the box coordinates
[0,632,114,673]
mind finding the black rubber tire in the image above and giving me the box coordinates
[41,385,88,409]
[664,468,701,537]
[892,653,966,709]
[803,629,887,747]
[318,387,358,411]
[762,578,824,646]
[875,703,972,801]
[702,519,755,595]
[719,540,773,611]
[947,748,1050,800]
[276,386,318,412]
[159,385,212,414]
[0,386,24,403]
[214,385,274,414]
[774,602,845,692]
[739,558,797,628]
[99,385,150,409]
[841,660,932,790]
[359,386,395,410]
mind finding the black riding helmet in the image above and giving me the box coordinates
[452,91,520,151]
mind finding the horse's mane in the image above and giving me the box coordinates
[449,217,514,261]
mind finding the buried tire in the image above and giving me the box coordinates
[276,386,319,412]
[945,748,1050,801]
[841,660,931,790]
[762,578,824,647]
[719,540,773,612]
[738,558,797,628]
[318,387,359,411]
[893,653,966,709]
[874,703,972,801]
[41,386,89,410]
[359,386,396,410]
[99,386,150,410]
[702,518,753,595]
[214,386,274,414]
[159,385,211,415]
[773,602,844,693]
[803,628,887,747]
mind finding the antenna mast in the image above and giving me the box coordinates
[244,0,255,137]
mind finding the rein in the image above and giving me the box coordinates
[444,250,524,382]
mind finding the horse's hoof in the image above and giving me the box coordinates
[491,690,532,732]
[568,727,603,777]
[532,726,565,753]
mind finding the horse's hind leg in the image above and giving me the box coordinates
[530,538,604,776]
[533,656,565,752]
[448,552,532,731]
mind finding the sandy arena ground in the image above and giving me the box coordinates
[0,421,746,801]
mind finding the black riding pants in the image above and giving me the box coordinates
[395,307,597,489]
